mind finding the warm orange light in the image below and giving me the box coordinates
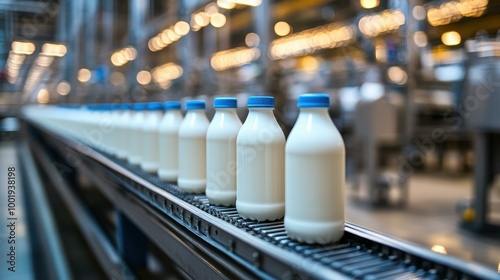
[11,41,35,55]
[77,68,91,83]
[210,13,227,28]
[413,31,428,47]
[56,81,71,96]
[431,245,447,255]
[136,70,152,85]
[245,33,260,47]
[37,88,50,103]
[274,21,291,37]
[360,0,379,9]
[441,31,461,46]
[174,21,190,36]
[217,0,236,9]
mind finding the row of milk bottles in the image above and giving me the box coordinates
[27,94,345,244]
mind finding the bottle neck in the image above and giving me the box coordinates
[187,109,205,113]
[246,107,277,122]
[299,107,329,115]
[215,108,238,114]
[147,110,163,116]
[166,109,182,115]
[186,109,207,118]
[248,107,275,114]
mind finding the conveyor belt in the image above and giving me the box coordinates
[27,121,500,280]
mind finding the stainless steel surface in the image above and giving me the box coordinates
[0,141,34,280]
[18,142,71,280]
[27,133,135,280]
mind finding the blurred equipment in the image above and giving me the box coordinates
[461,36,500,233]
[352,85,406,206]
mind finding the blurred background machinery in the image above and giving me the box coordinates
[0,0,499,279]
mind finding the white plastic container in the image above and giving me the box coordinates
[108,104,122,155]
[236,96,285,221]
[140,102,164,172]
[109,104,125,156]
[128,103,147,165]
[206,97,241,206]
[158,101,183,181]
[80,105,99,147]
[115,104,133,159]
[178,100,210,193]
[90,104,106,150]
[100,104,116,154]
[285,94,345,244]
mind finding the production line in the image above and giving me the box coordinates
[0,0,500,279]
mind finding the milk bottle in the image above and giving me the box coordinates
[128,103,147,165]
[94,104,111,153]
[285,93,345,244]
[109,104,125,155]
[178,100,209,193]
[108,104,121,153]
[236,96,285,221]
[115,104,133,159]
[158,101,183,181]
[206,97,242,206]
[141,102,164,172]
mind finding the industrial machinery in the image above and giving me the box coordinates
[352,89,406,206]
[460,36,500,233]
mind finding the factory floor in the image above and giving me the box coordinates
[346,174,500,272]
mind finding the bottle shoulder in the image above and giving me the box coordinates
[179,113,209,137]
[237,119,285,144]
[207,123,241,139]
[207,113,242,137]
[287,115,344,153]
[158,114,183,133]
[143,116,162,131]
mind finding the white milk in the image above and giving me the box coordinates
[236,96,285,221]
[116,104,133,159]
[100,104,116,154]
[178,100,209,193]
[206,97,242,206]
[158,101,183,181]
[109,104,123,156]
[128,103,147,165]
[141,102,164,172]
[91,105,105,151]
[285,93,345,244]
[85,105,102,147]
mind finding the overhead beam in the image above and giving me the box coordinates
[0,1,50,13]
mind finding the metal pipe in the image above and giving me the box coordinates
[84,0,98,69]
[253,1,270,93]
[128,0,149,95]
[102,0,114,102]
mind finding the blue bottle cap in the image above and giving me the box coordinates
[247,96,274,108]
[164,101,181,110]
[118,103,129,110]
[133,103,147,111]
[100,104,111,111]
[147,102,163,111]
[214,97,237,109]
[298,93,330,108]
[185,100,205,110]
